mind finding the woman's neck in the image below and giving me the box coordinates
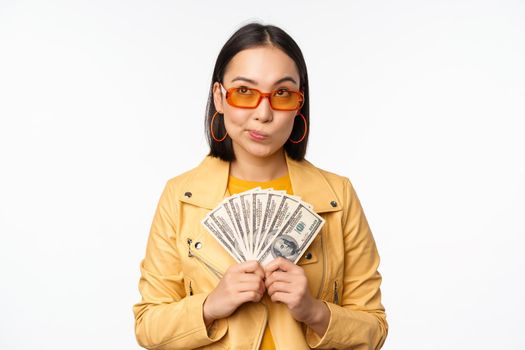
[230,149,288,182]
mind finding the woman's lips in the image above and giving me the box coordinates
[248,130,268,141]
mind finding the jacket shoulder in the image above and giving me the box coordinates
[164,156,219,187]
[305,159,353,193]
[161,156,230,210]
[165,164,201,188]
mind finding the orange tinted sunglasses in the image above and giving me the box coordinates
[220,83,304,111]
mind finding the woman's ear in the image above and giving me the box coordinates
[212,82,224,113]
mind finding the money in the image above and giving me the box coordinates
[201,188,325,265]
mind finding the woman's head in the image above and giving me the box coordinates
[205,22,310,162]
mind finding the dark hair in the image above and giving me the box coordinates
[205,22,310,161]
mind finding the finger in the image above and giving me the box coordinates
[238,290,263,303]
[251,263,266,280]
[264,257,294,277]
[258,279,266,295]
[237,273,264,284]
[236,280,265,294]
[267,281,293,296]
[265,271,290,287]
[269,291,291,305]
[238,261,265,279]
[232,260,260,273]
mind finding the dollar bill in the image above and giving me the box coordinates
[201,216,245,262]
[258,203,325,265]
[238,191,255,259]
[254,191,283,254]
[251,190,270,257]
[255,195,301,260]
[207,204,248,258]
[225,196,250,257]
[223,200,251,256]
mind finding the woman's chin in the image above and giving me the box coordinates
[231,138,286,160]
[243,144,282,160]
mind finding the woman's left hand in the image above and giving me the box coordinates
[264,257,330,336]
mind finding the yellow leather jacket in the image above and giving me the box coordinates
[133,154,388,349]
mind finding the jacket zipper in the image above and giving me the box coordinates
[333,280,339,304]
[316,233,327,299]
[187,238,223,280]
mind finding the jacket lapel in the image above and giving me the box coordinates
[177,156,230,210]
[285,155,342,214]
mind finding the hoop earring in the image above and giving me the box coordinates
[289,113,307,144]
[210,111,228,142]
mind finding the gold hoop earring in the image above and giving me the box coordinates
[289,113,307,144]
[210,111,228,142]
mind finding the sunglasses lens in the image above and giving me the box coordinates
[229,88,260,108]
[271,91,303,110]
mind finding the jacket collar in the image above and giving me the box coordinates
[178,153,341,214]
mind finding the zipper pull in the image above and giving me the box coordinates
[187,238,193,257]
[333,281,339,304]
[189,281,194,296]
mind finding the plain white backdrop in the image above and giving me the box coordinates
[1,0,524,349]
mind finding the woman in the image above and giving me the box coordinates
[133,22,388,350]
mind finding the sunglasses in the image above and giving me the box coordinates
[220,83,304,111]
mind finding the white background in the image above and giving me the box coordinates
[1,0,524,349]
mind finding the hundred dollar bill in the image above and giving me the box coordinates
[238,191,255,259]
[258,203,325,265]
[225,196,251,257]
[207,204,248,259]
[255,195,301,260]
[251,190,270,257]
[254,191,283,254]
[201,216,244,262]
[222,200,250,256]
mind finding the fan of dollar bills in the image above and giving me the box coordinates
[201,188,325,265]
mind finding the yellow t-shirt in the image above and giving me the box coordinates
[227,173,293,350]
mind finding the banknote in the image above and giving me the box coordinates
[201,216,245,262]
[251,190,270,256]
[237,190,255,258]
[206,203,248,258]
[224,197,250,256]
[255,195,301,259]
[254,192,283,254]
[258,203,324,265]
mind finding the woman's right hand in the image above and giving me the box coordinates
[203,260,265,326]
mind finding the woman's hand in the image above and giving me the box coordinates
[264,257,330,337]
[203,260,265,326]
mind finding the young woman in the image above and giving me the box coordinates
[133,22,388,350]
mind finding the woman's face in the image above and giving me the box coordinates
[213,46,301,161]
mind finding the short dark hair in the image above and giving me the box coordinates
[205,22,310,161]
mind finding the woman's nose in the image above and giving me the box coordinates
[254,96,273,122]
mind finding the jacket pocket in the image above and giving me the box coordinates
[332,279,340,305]
[183,276,195,296]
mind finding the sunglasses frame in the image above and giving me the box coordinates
[220,83,304,111]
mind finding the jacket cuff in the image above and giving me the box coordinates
[306,301,385,349]
[183,293,228,346]
[305,300,334,348]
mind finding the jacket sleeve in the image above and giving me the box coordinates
[133,181,228,349]
[306,178,388,349]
